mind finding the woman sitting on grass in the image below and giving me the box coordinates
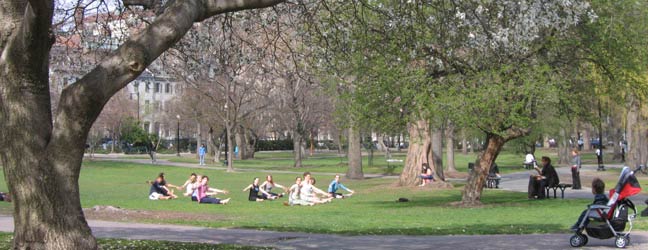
[285,177,313,206]
[260,175,287,199]
[301,174,332,204]
[196,176,230,205]
[243,177,276,202]
[419,163,434,187]
[148,173,177,200]
[180,173,198,197]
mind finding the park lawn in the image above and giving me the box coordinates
[164,149,556,175]
[2,160,646,236]
[0,232,270,250]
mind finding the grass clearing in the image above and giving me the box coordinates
[2,158,646,236]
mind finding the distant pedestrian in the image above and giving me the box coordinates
[571,150,582,190]
[198,144,207,166]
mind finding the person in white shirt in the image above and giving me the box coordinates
[524,153,536,169]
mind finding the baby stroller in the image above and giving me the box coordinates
[569,166,642,248]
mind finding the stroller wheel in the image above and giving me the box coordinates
[615,236,628,248]
[570,234,587,247]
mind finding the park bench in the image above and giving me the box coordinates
[545,183,572,199]
[385,158,403,175]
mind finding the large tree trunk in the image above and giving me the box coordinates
[242,130,256,159]
[558,127,571,165]
[0,0,284,248]
[431,128,445,181]
[347,125,364,179]
[445,124,456,172]
[583,127,591,151]
[235,129,244,160]
[196,122,202,159]
[626,98,647,168]
[226,124,235,172]
[461,133,506,205]
[293,130,304,168]
[377,134,392,159]
[399,120,432,186]
[461,129,468,155]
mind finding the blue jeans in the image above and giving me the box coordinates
[199,154,205,165]
[199,197,221,204]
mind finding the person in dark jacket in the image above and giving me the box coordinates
[488,163,501,188]
[528,156,559,199]
[571,178,609,231]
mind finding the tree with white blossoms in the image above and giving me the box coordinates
[310,0,593,204]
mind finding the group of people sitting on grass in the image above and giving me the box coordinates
[147,171,354,206]
[148,172,230,204]
[286,172,355,206]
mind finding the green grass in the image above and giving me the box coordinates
[2,159,646,236]
[0,232,270,249]
[165,149,556,175]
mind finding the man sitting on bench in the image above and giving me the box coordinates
[528,156,559,199]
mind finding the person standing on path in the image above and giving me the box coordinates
[198,144,207,166]
[571,150,582,189]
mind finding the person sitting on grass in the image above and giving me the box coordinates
[180,173,198,197]
[571,178,609,231]
[148,173,177,200]
[419,163,434,186]
[328,174,354,198]
[196,176,230,205]
[285,177,314,206]
[0,192,11,202]
[301,173,332,204]
[260,175,287,199]
[243,177,275,202]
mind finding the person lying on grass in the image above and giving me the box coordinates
[328,174,354,199]
[260,175,287,199]
[196,175,230,205]
[301,173,332,204]
[148,173,177,200]
[243,177,276,202]
[285,177,314,206]
[0,192,11,202]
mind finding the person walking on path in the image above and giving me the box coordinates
[571,150,582,189]
[198,144,207,166]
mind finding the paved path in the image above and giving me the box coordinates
[0,216,646,249]
[497,164,648,203]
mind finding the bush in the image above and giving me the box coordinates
[256,139,293,151]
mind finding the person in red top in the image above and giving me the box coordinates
[196,176,230,205]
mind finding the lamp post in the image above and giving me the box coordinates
[176,114,181,157]
[597,99,605,171]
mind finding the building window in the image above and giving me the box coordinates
[165,83,171,93]
[145,82,150,93]
[144,100,150,113]
[143,122,150,133]
[133,82,139,91]
[155,82,161,93]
